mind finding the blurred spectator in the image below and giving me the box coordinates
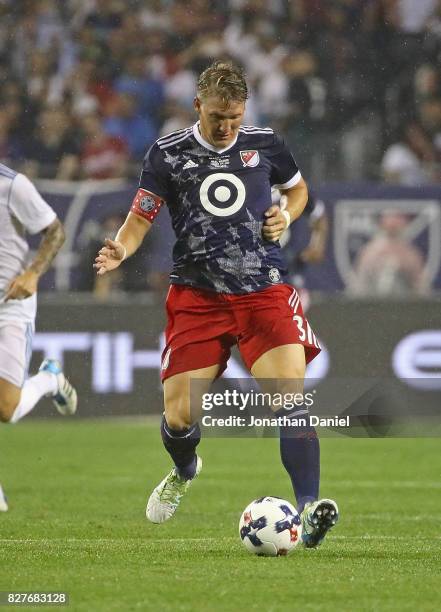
[80,113,128,180]
[65,55,113,116]
[0,109,23,166]
[113,52,164,122]
[103,93,156,161]
[160,102,195,136]
[23,106,80,179]
[350,211,429,296]
[381,121,438,184]
[0,0,439,183]
[76,213,151,296]
[394,0,438,33]
[418,98,441,155]
[83,0,123,40]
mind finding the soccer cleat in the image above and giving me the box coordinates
[0,483,8,512]
[300,498,339,548]
[39,359,77,416]
[146,456,202,523]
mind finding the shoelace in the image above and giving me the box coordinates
[302,507,316,532]
[159,472,186,506]
[62,379,73,396]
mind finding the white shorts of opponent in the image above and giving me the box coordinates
[0,320,34,387]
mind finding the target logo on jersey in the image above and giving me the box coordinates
[199,172,246,217]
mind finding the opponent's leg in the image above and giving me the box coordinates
[0,320,77,423]
[0,482,8,512]
[251,344,338,547]
[146,364,219,523]
[0,364,76,425]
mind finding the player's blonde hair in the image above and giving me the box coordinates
[197,61,249,105]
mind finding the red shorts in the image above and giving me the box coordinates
[160,283,321,381]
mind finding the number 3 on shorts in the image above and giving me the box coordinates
[293,314,306,342]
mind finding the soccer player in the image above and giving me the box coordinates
[0,164,77,512]
[95,62,338,547]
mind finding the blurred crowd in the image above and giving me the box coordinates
[0,0,440,183]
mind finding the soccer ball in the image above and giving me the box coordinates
[239,496,302,556]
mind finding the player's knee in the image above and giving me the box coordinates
[283,365,305,381]
[165,412,193,431]
[0,396,19,423]
[164,396,193,430]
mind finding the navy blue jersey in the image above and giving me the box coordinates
[138,123,301,294]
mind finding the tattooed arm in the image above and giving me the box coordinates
[5,218,65,301]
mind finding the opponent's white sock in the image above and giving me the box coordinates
[10,371,58,424]
[0,482,8,511]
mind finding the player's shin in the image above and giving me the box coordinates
[160,415,201,480]
[276,408,320,514]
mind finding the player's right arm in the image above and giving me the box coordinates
[94,212,152,276]
[95,141,168,276]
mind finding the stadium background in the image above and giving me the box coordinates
[0,0,437,413]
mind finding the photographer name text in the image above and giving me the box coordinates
[201,415,350,427]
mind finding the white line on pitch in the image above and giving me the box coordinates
[0,535,439,545]
[332,481,441,489]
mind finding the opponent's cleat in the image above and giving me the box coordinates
[146,456,202,524]
[301,498,339,548]
[0,483,8,512]
[39,359,77,416]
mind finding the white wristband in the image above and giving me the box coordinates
[281,210,291,229]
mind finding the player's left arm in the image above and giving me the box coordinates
[262,177,308,242]
[5,218,65,301]
[299,207,329,264]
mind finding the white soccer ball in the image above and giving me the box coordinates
[239,496,302,556]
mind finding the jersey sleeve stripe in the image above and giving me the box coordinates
[159,131,193,149]
[241,125,273,131]
[157,127,192,145]
[272,171,302,190]
[0,163,17,179]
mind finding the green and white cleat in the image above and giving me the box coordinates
[146,456,202,524]
[39,359,77,416]
[0,483,8,512]
[301,498,339,548]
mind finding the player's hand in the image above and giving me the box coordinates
[299,244,325,264]
[262,205,288,242]
[5,269,39,301]
[94,238,126,276]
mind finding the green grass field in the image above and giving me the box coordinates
[1,419,440,611]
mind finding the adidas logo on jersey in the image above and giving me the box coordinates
[182,159,198,169]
